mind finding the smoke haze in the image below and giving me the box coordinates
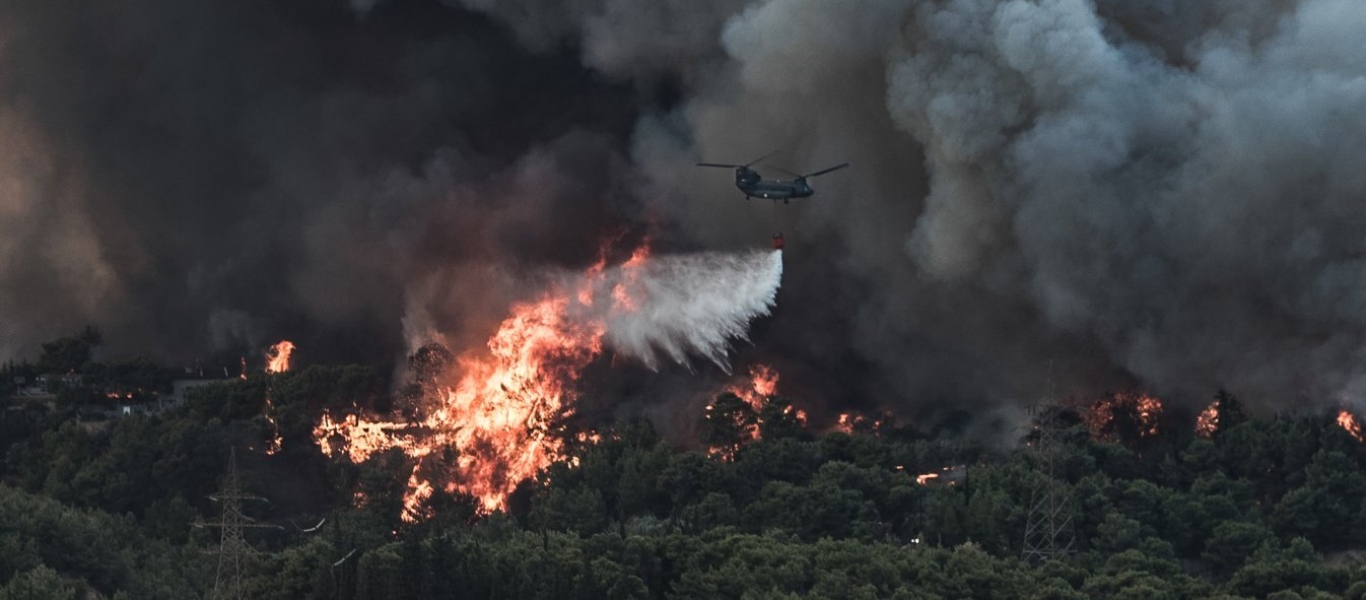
[6,0,1366,416]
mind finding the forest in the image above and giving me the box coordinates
[4,332,1366,599]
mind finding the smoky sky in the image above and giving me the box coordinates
[7,0,1366,416]
[0,0,647,366]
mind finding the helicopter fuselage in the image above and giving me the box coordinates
[732,167,813,201]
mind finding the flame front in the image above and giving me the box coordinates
[433,294,604,513]
[1338,409,1363,443]
[311,242,785,521]
[312,245,653,520]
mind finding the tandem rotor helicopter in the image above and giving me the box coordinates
[696,151,849,249]
[695,151,849,203]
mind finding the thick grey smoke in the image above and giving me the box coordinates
[8,0,1366,418]
[0,0,644,365]
[440,0,1366,412]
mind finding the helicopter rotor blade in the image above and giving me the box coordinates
[764,165,802,178]
[696,162,742,168]
[743,150,780,168]
[803,163,850,178]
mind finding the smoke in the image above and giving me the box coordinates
[595,249,783,370]
[9,0,1366,418]
[0,0,642,364]
[434,0,1366,412]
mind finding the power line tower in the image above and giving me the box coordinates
[197,448,279,599]
[1021,369,1075,564]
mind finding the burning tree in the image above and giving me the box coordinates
[1196,389,1247,439]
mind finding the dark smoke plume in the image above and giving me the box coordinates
[7,0,1366,420]
[0,0,644,366]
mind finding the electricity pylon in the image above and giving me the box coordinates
[1021,370,1075,564]
[197,447,279,599]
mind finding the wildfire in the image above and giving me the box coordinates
[261,340,294,455]
[311,243,661,520]
[611,244,650,312]
[1338,409,1364,443]
[266,340,295,373]
[726,364,781,412]
[833,411,888,435]
[1196,401,1219,439]
[1083,392,1164,441]
[911,465,966,486]
[705,363,803,460]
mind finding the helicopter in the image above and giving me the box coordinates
[696,151,849,203]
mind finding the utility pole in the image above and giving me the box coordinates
[197,447,279,599]
[1021,365,1075,564]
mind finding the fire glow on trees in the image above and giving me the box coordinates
[1082,392,1164,441]
[834,412,889,435]
[726,364,782,413]
[1196,401,1219,439]
[261,340,294,455]
[316,290,605,521]
[704,363,799,460]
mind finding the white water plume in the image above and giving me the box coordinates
[586,249,783,371]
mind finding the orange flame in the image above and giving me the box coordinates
[260,340,294,455]
[725,364,780,412]
[611,244,650,312]
[1196,401,1219,439]
[266,340,295,373]
[1083,392,1163,441]
[312,243,663,520]
[1338,409,1363,443]
[833,411,888,435]
[705,363,796,460]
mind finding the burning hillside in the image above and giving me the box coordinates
[314,244,783,519]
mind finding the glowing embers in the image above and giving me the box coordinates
[1082,392,1163,442]
[1196,401,1219,439]
[833,411,889,435]
[1338,409,1364,443]
[907,465,967,487]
